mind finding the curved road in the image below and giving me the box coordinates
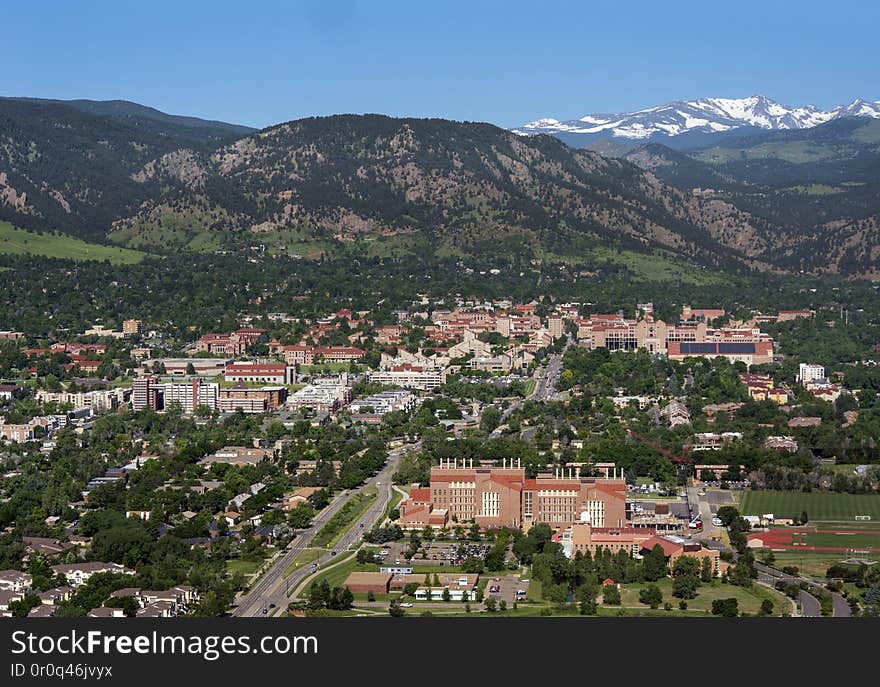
[799,589,822,617]
[232,442,413,617]
[756,562,852,617]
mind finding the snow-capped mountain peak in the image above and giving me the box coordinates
[513,95,880,142]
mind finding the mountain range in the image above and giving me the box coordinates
[1,96,879,277]
[513,95,880,150]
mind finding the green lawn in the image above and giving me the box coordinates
[299,363,363,373]
[226,559,264,576]
[741,491,880,522]
[386,489,405,520]
[802,531,880,549]
[306,555,379,591]
[617,578,789,616]
[0,221,148,264]
[526,578,543,602]
[283,548,324,578]
[312,487,378,549]
[771,551,852,577]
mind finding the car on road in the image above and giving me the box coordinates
[712,517,723,526]
[400,602,413,608]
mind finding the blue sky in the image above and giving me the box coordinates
[4,0,878,129]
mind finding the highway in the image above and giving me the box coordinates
[231,442,414,617]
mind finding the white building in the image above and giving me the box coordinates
[368,365,446,391]
[798,363,826,384]
[350,390,417,415]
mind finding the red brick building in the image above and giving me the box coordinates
[399,462,627,531]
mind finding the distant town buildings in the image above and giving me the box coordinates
[575,310,774,365]
[195,328,267,355]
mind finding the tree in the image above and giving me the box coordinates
[485,597,497,612]
[403,582,419,597]
[288,503,315,529]
[339,587,354,610]
[9,595,41,618]
[700,557,714,582]
[307,580,330,610]
[480,407,502,433]
[461,556,484,573]
[643,545,668,581]
[760,598,774,616]
[711,598,739,617]
[185,362,196,375]
[716,505,741,527]
[441,588,451,602]
[728,560,754,587]
[672,574,700,599]
[639,584,663,609]
[578,585,597,615]
[672,556,701,578]
[603,585,621,605]
[388,599,405,617]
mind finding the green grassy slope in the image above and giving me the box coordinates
[0,222,149,264]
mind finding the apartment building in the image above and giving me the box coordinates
[741,373,788,404]
[51,562,135,587]
[163,378,220,414]
[133,376,221,413]
[287,382,351,412]
[369,364,447,390]
[36,387,129,413]
[122,319,143,336]
[797,363,826,384]
[132,375,159,411]
[349,390,416,415]
[399,461,627,531]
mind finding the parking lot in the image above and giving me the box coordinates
[375,541,491,568]
[485,573,529,605]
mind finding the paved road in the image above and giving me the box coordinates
[756,562,854,617]
[799,589,822,617]
[532,351,563,401]
[231,442,413,617]
[501,343,568,423]
[830,590,852,617]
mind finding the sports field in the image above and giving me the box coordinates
[740,491,880,522]
[748,528,880,552]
